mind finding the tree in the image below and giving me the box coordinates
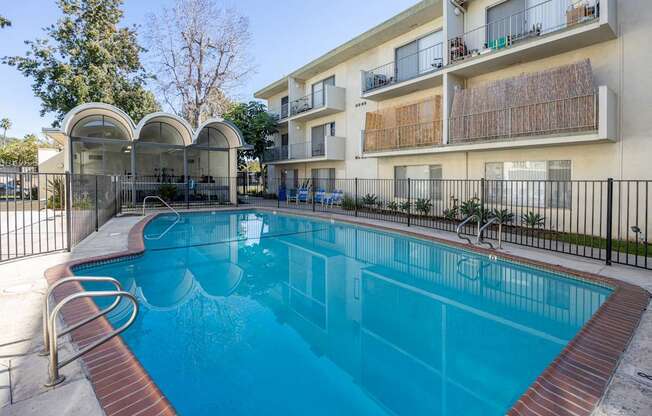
[222,101,277,169]
[145,0,254,127]
[0,118,11,146]
[0,135,38,166]
[3,0,159,126]
[0,15,11,28]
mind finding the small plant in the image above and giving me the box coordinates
[158,183,177,202]
[46,177,65,209]
[361,193,377,207]
[341,195,357,211]
[522,211,545,228]
[399,200,411,213]
[492,208,514,249]
[387,201,399,212]
[375,200,385,210]
[443,206,458,221]
[415,198,432,216]
[460,198,481,219]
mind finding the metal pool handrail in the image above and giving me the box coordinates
[142,195,180,219]
[456,215,477,245]
[477,217,497,249]
[45,290,138,387]
[144,216,181,240]
[40,276,123,356]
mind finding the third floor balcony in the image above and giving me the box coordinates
[361,42,444,101]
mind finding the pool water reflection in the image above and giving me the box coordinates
[80,211,611,415]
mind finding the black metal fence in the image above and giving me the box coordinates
[1,173,650,272]
[236,177,651,270]
[0,172,119,262]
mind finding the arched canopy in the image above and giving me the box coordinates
[63,103,136,141]
[135,113,194,146]
[193,118,245,148]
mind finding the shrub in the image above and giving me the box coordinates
[415,198,432,216]
[522,212,545,228]
[460,198,480,218]
[375,200,385,210]
[361,193,377,207]
[158,183,177,202]
[399,200,411,213]
[387,201,399,212]
[443,206,458,221]
[46,177,65,209]
[341,195,357,211]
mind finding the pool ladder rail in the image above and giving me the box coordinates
[40,276,139,387]
[142,195,181,240]
[142,195,181,219]
[456,215,497,250]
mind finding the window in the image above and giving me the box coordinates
[195,127,229,148]
[71,115,130,140]
[486,0,526,47]
[139,122,184,145]
[312,76,335,108]
[310,122,335,157]
[281,96,289,118]
[395,31,443,82]
[394,164,442,199]
[311,168,336,192]
[485,160,571,208]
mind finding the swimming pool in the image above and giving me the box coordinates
[77,210,612,415]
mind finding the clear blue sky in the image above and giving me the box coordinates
[0,0,417,139]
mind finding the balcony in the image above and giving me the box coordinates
[362,121,443,156]
[288,85,346,122]
[447,86,616,149]
[447,0,616,78]
[361,43,444,101]
[262,136,346,164]
[269,102,289,126]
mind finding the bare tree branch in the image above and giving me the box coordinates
[144,0,254,127]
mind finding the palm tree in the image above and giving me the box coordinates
[492,208,514,249]
[0,118,11,147]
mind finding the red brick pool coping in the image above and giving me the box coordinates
[43,208,650,416]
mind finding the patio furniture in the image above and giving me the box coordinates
[314,189,326,204]
[287,188,309,204]
[323,190,343,207]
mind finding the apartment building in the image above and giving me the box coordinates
[254,0,650,189]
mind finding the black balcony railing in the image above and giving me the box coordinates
[363,43,444,93]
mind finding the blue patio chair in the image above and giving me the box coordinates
[323,189,343,207]
[286,188,299,203]
[314,189,326,204]
[296,188,310,204]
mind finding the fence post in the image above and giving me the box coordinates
[605,178,613,266]
[277,178,280,209]
[94,175,99,231]
[407,178,411,227]
[354,178,358,217]
[312,182,316,212]
[114,176,119,215]
[186,179,190,210]
[480,177,486,228]
[65,173,72,252]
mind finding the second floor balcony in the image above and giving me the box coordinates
[361,42,444,101]
[289,85,346,122]
[362,121,443,154]
[263,136,346,164]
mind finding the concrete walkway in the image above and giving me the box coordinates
[0,208,650,415]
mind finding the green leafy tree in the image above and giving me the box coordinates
[0,135,38,166]
[223,101,278,169]
[0,15,10,28]
[491,208,514,249]
[1,118,11,146]
[3,0,159,126]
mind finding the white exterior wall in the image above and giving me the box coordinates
[259,0,652,181]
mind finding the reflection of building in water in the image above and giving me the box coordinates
[250,220,609,415]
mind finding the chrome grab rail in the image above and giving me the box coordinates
[45,290,138,387]
[40,276,122,356]
[144,216,180,240]
[456,215,477,245]
[477,217,497,249]
[142,195,180,219]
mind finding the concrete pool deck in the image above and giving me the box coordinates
[0,207,650,415]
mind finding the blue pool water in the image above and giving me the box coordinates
[80,210,611,415]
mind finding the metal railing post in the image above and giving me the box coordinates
[606,178,614,266]
[186,179,190,209]
[354,178,358,217]
[65,173,72,252]
[407,178,411,227]
[94,175,99,232]
[312,183,316,212]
